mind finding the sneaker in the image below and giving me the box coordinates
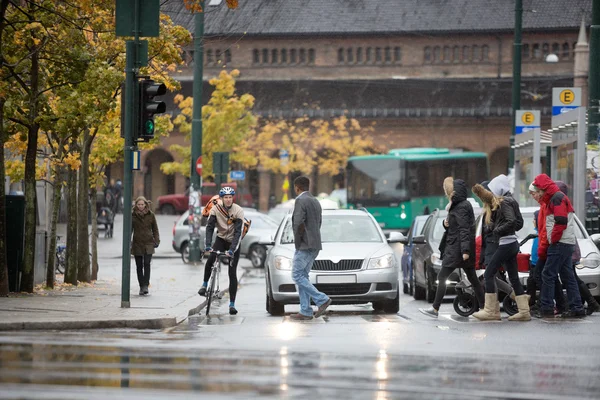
[139,287,145,296]
[143,286,149,295]
[229,306,238,315]
[314,298,332,318]
[289,313,313,320]
[419,307,438,318]
[534,309,555,318]
[560,309,586,319]
[198,286,206,297]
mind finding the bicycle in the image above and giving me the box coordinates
[205,250,231,316]
[56,236,66,274]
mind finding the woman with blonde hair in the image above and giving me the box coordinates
[419,177,484,318]
[472,177,530,321]
[131,196,160,295]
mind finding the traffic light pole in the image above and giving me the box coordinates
[509,0,523,172]
[589,0,600,143]
[189,6,205,263]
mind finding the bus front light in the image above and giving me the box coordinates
[400,213,406,219]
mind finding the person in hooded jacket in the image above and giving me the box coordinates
[419,177,485,318]
[472,175,530,321]
[530,174,585,318]
[555,181,600,315]
[131,196,160,296]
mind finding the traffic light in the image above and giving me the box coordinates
[137,79,166,142]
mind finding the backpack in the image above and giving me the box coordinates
[214,202,251,240]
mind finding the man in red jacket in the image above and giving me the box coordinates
[531,174,585,318]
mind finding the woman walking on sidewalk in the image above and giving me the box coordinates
[131,196,160,296]
[419,177,484,318]
[472,178,530,321]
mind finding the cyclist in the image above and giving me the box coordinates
[198,186,244,315]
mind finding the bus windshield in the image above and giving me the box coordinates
[347,158,407,206]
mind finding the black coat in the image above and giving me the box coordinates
[492,200,517,240]
[439,179,476,269]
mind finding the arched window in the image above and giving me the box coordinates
[356,47,363,63]
[433,46,441,63]
[532,43,541,59]
[308,48,316,64]
[424,46,432,63]
[299,48,306,64]
[482,45,489,61]
[206,49,214,65]
[281,49,288,63]
[366,47,372,63]
[375,47,382,63]
[462,45,470,62]
[262,48,269,64]
[551,43,560,56]
[290,48,297,64]
[215,49,222,64]
[562,42,570,59]
[443,46,451,63]
[347,48,354,63]
[472,45,480,62]
[394,46,401,63]
[522,44,530,60]
[271,49,278,64]
[542,43,550,57]
[338,48,344,64]
[224,49,231,64]
[384,46,392,63]
[253,49,260,64]
[453,46,460,63]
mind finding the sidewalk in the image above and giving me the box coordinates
[0,214,246,331]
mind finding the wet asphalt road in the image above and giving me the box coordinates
[1,266,600,399]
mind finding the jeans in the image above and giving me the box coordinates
[483,241,524,295]
[541,243,583,313]
[134,254,152,287]
[203,237,241,302]
[292,248,329,316]
[433,267,484,310]
[530,258,567,309]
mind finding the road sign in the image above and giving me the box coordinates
[196,156,202,176]
[280,149,289,167]
[552,87,582,116]
[132,150,141,170]
[230,170,246,180]
[515,110,540,134]
[116,0,160,37]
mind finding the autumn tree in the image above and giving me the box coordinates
[161,69,257,180]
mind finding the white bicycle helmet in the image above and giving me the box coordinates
[219,186,235,197]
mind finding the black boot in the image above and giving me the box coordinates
[586,298,600,316]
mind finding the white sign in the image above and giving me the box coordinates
[552,87,581,116]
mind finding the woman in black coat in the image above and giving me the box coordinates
[419,177,485,318]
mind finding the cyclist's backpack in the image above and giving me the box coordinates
[214,203,251,240]
[202,195,220,218]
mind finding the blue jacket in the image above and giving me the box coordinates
[531,228,539,266]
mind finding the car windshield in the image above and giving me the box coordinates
[518,211,585,241]
[280,214,383,244]
[249,214,279,229]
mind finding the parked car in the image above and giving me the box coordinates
[172,208,279,268]
[411,207,482,303]
[400,215,429,295]
[264,209,404,315]
[157,182,254,215]
[476,206,600,297]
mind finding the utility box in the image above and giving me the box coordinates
[6,195,25,292]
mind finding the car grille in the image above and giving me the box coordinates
[314,283,371,296]
[312,259,363,271]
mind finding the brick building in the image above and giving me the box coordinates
[116,0,592,212]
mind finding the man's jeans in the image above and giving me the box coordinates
[292,248,329,317]
[541,243,583,313]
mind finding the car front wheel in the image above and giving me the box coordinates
[249,244,267,268]
[161,204,176,215]
[181,242,189,264]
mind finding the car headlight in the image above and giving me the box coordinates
[368,254,395,269]
[430,252,441,266]
[274,255,292,270]
[578,253,600,269]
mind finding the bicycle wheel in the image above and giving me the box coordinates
[55,253,65,274]
[205,273,215,316]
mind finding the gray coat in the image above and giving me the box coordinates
[292,192,322,251]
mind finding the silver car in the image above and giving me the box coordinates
[172,208,279,268]
[476,206,600,296]
[264,209,403,316]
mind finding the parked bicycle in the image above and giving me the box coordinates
[55,236,66,274]
[204,250,231,316]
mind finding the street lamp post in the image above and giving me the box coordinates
[509,0,523,172]
[589,0,600,143]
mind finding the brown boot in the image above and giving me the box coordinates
[473,293,501,321]
[508,294,531,321]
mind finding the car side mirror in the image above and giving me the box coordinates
[591,233,600,248]
[258,235,275,246]
[412,235,426,245]
[387,231,407,244]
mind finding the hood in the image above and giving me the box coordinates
[472,183,495,205]
[276,242,391,262]
[451,179,468,203]
[555,180,569,196]
[488,174,511,197]
[533,174,559,202]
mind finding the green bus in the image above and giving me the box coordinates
[346,148,489,232]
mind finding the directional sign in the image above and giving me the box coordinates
[116,0,160,37]
[515,110,540,134]
[195,156,202,176]
[230,170,246,181]
[552,87,581,116]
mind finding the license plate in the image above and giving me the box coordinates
[317,275,357,284]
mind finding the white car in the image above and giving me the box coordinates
[476,206,600,297]
[264,209,403,315]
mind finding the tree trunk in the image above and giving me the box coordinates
[0,0,10,297]
[65,166,78,285]
[91,186,99,281]
[21,26,40,293]
[77,131,90,283]
[45,164,63,288]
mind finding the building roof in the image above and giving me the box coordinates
[162,0,591,36]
